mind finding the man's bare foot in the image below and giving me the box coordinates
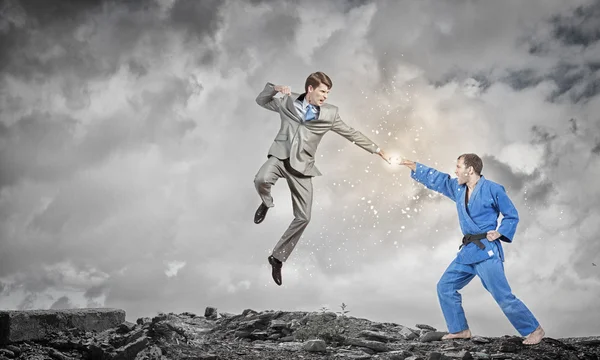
[442,329,472,340]
[523,326,545,345]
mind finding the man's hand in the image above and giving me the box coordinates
[486,230,501,241]
[398,159,416,171]
[377,149,391,164]
[274,85,291,95]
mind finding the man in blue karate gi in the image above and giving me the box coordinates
[399,153,545,345]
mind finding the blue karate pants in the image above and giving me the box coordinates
[437,249,539,336]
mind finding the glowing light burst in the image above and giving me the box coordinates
[301,71,423,272]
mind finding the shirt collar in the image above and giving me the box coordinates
[296,94,317,110]
[302,97,311,110]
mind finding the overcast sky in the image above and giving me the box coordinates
[1,0,599,338]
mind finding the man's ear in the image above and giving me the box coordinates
[307,85,314,93]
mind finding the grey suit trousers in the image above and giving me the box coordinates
[255,156,313,263]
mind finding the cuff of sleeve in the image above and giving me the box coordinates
[499,235,512,243]
[410,162,421,178]
[265,82,280,96]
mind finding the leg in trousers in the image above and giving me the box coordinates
[254,156,285,208]
[437,259,476,333]
[271,167,313,263]
[474,255,540,336]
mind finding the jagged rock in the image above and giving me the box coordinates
[359,330,399,342]
[234,330,252,338]
[471,336,490,344]
[443,349,473,359]
[345,337,391,352]
[137,317,152,326]
[471,352,491,359]
[405,356,425,360]
[577,338,600,346]
[299,311,338,331]
[498,342,518,353]
[0,308,125,344]
[280,335,295,342]
[378,350,413,359]
[241,309,257,317]
[420,332,447,343]
[356,346,377,355]
[48,348,71,360]
[4,345,19,356]
[134,344,163,359]
[196,355,218,360]
[249,329,268,341]
[490,354,512,359]
[117,321,136,334]
[334,351,372,359]
[399,326,419,340]
[303,339,327,352]
[269,320,288,330]
[278,341,303,351]
[427,353,445,360]
[416,324,437,331]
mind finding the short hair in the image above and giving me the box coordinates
[305,71,332,93]
[458,153,483,175]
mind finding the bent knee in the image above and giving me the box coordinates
[298,215,311,224]
[495,293,517,307]
[254,175,270,188]
[294,212,311,225]
[437,280,450,295]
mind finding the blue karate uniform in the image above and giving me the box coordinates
[411,163,539,336]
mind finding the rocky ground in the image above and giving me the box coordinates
[0,307,599,360]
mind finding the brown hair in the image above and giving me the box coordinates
[305,71,332,93]
[458,153,483,175]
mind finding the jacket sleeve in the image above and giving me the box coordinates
[410,163,459,202]
[493,184,519,242]
[330,110,379,154]
[256,82,282,113]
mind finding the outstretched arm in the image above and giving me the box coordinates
[255,82,291,112]
[331,111,390,164]
[399,159,459,202]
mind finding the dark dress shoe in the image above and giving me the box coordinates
[254,202,269,224]
[268,255,283,286]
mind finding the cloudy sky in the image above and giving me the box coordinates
[1,0,599,338]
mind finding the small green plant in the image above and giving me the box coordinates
[294,303,351,345]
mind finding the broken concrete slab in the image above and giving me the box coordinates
[0,308,125,344]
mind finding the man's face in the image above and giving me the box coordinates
[455,158,471,185]
[306,83,329,106]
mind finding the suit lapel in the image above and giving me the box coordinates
[283,93,302,122]
[316,105,325,121]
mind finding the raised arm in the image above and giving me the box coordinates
[400,160,459,202]
[255,82,290,112]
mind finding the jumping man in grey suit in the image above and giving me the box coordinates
[254,71,390,286]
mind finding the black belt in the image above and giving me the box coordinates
[459,233,488,250]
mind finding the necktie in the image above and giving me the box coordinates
[305,104,316,121]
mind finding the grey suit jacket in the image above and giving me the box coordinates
[256,82,380,177]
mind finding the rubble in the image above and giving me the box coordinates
[0,307,597,359]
